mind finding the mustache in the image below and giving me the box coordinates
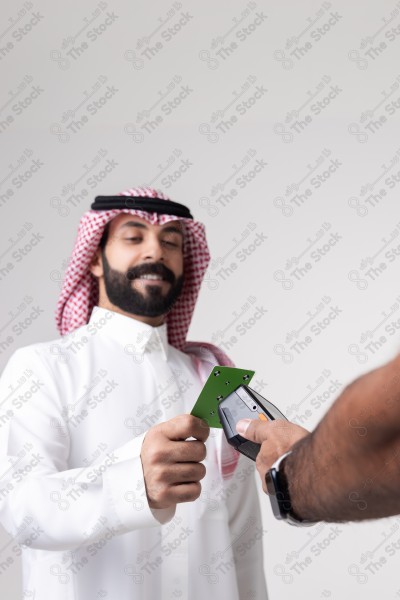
[126,262,176,284]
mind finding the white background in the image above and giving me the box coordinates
[1,0,400,598]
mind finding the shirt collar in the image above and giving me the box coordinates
[89,306,170,361]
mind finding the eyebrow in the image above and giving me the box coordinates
[162,225,183,236]
[119,221,183,236]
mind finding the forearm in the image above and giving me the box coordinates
[0,436,173,550]
[284,354,400,522]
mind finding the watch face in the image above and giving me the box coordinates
[265,470,275,495]
[267,468,312,526]
[265,470,286,520]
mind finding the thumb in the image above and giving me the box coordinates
[236,418,270,443]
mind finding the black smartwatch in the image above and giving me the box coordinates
[265,452,313,526]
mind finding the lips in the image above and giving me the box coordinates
[126,263,175,284]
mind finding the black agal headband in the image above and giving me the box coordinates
[91,196,193,219]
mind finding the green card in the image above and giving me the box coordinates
[190,366,255,428]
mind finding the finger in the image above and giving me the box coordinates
[236,418,271,443]
[169,482,202,503]
[162,463,206,485]
[166,439,207,463]
[164,414,210,442]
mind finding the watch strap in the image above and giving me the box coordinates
[266,451,314,526]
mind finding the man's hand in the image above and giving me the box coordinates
[236,419,309,493]
[141,414,210,509]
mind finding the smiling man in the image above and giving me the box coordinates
[0,188,267,600]
[95,214,185,326]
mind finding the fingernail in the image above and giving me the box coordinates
[236,419,251,436]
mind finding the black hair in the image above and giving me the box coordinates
[99,222,110,251]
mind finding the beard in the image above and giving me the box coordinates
[100,250,184,318]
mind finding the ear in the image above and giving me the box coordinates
[89,248,104,278]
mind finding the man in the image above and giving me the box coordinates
[237,352,400,524]
[0,188,267,599]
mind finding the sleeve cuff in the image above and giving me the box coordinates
[102,434,176,532]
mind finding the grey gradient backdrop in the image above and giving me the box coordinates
[1,0,400,598]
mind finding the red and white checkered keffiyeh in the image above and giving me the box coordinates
[56,187,239,477]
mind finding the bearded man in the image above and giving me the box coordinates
[0,188,267,599]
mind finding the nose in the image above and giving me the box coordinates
[142,233,164,262]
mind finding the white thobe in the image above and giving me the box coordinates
[0,307,268,600]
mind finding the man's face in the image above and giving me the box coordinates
[95,214,184,319]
